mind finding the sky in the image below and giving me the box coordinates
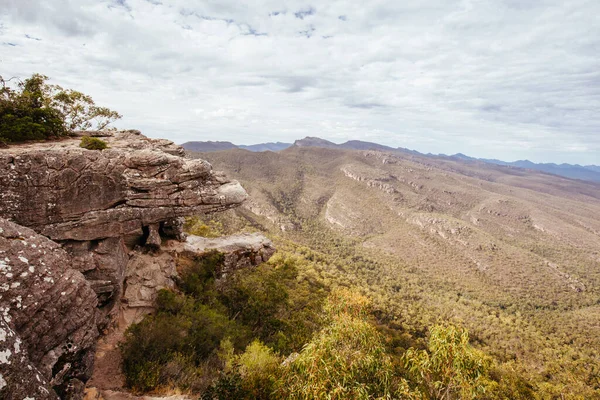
[1,0,599,164]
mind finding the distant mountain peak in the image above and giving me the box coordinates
[294,137,339,148]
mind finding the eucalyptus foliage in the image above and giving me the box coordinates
[0,73,121,142]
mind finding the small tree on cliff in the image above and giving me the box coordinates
[0,73,121,142]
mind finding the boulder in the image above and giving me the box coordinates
[0,217,98,399]
[164,233,277,278]
[0,314,57,399]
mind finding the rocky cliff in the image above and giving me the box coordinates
[0,131,274,399]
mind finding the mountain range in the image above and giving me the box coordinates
[181,137,600,183]
[187,142,600,396]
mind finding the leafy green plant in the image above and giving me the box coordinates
[403,325,494,399]
[79,136,107,150]
[275,289,404,400]
[0,73,120,143]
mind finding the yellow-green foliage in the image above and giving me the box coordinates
[184,216,225,238]
[403,325,493,399]
[79,136,107,150]
[275,289,401,400]
[237,340,281,398]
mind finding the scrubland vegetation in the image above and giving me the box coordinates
[177,147,600,398]
[121,236,503,398]
[122,213,590,398]
[119,112,599,399]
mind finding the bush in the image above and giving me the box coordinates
[0,73,120,143]
[205,340,281,400]
[274,289,403,399]
[79,136,107,150]
[403,325,494,399]
[120,299,250,392]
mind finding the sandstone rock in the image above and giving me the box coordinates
[165,233,276,278]
[121,251,177,325]
[120,233,275,324]
[160,217,187,241]
[0,130,248,241]
[0,314,57,399]
[63,237,129,329]
[145,223,161,249]
[0,130,256,399]
[0,217,98,398]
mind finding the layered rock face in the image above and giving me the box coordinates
[0,130,247,241]
[0,131,273,399]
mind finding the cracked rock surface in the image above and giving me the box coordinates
[0,217,98,399]
[0,130,248,241]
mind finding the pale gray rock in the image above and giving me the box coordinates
[121,251,177,325]
[164,233,276,277]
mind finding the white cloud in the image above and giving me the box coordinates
[1,0,599,164]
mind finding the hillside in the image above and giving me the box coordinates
[181,141,292,152]
[190,146,600,397]
[182,136,600,183]
[452,155,600,183]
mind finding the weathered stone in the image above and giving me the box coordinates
[0,131,248,241]
[0,217,98,398]
[119,233,275,325]
[121,251,177,325]
[164,233,276,277]
[145,224,161,249]
[0,130,259,398]
[161,217,187,241]
[63,237,129,328]
[0,314,57,399]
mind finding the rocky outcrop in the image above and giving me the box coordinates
[120,251,177,325]
[341,165,398,194]
[0,130,247,241]
[63,237,129,329]
[121,233,276,325]
[165,233,276,278]
[0,217,98,399]
[0,314,56,399]
[0,131,275,399]
[0,131,248,324]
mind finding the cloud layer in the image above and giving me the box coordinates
[1,0,599,163]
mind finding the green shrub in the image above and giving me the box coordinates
[204,339,280,400]
[79,136,107,150]
[274,289,403,399]
[185,216,225,238]
[403,325,494,399]
[0,73,120,143]
[120,294,250,392]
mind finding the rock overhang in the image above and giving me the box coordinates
[0,130,248,241]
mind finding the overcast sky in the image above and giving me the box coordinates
[1,0,599,164]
